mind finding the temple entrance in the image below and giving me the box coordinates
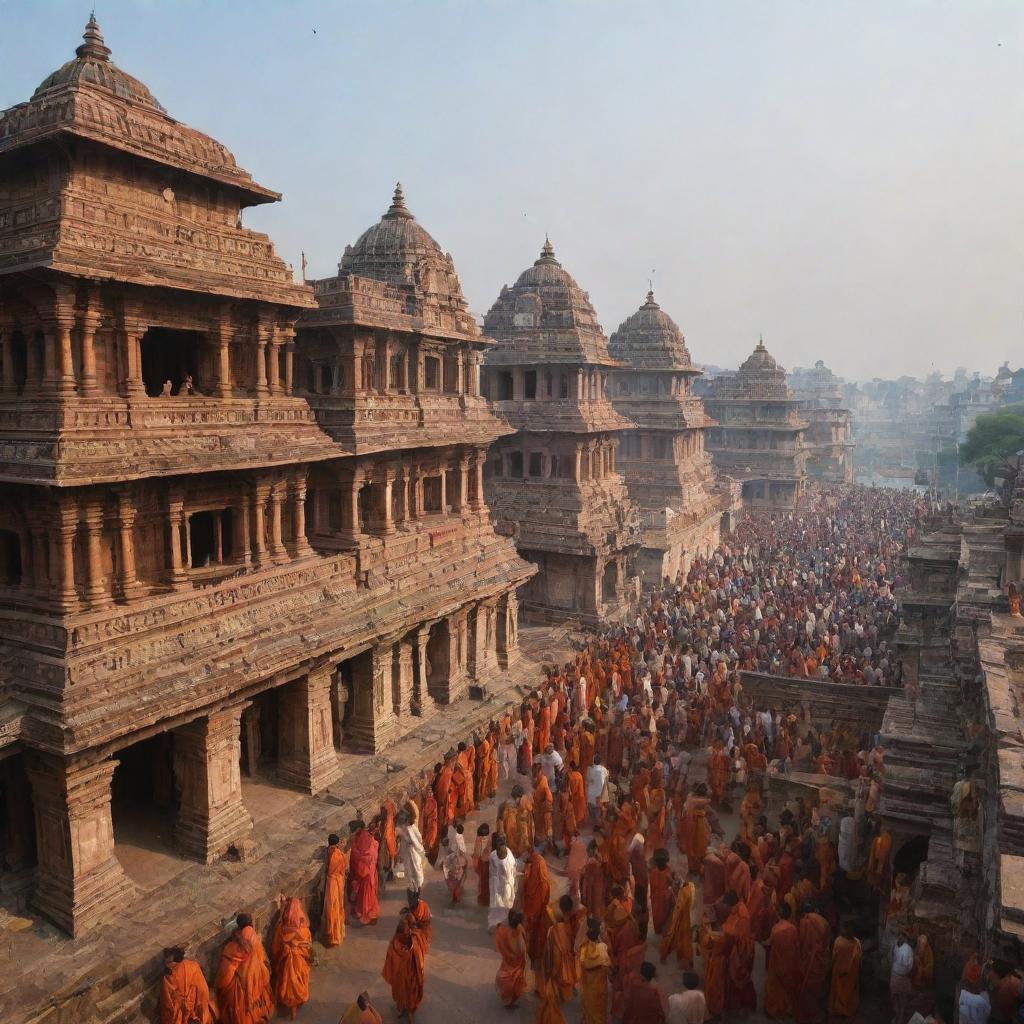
[0,754,36,898]
[5,331,28,394]
[426,620,450,697]
[0,530,22,586]
[188,509,234,568]
[601,559,618,603]
[894,834,930,882]
[140,328,202,397]
[239,688,279,777]
[111,733,181,887]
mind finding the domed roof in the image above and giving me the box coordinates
[339,184,469,309]
[738,339,782,377]
[608,291,695,372]
[31,16,166,113]
[484,239,618,366]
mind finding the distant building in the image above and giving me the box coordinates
[788,360,855,482]
[703,341,808,510]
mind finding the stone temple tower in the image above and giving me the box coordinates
[608,291,725,587]
[481,240,641,623]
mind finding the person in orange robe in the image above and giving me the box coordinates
[502,786,533,857]
[523,850,552,966]
[543,895,580,1004]
[420,786,440,866]
[321,833,347,947]
[580,727,597,773]
[581,841,607,918]
[473,822,491,906]
[214,912,273,1024]
[537,701,552,754]
[606,803,635,884]
[681,787,712,872]
[159,946,214,1024]
[659,877,695,966]
[567,762,587,825]
[763,902,800,1018]
[707,741,730,805]
[407,893,433,949]
[610,913,646,1019]
[340,992,383,1024]
[474,732,490,803]
[434,755,454,831]
[816,834,837,894]
[794,902,831,1024]
[828,920,862,1020]
[699,919,727,1019]
[645,781,667,852]
[558,786,579,856]
[494,909,528,1008]
[722,892,756,1013]
[866,825,892,889]
[348,822,380,925]
[380,799,398,879]
[452,745,474,819]
[270,897,312,1020]
[578,918,612,1024]
[381,917,427,1022]
[725,844,752,904]
[648,849,675,935]
[533,767,555,854]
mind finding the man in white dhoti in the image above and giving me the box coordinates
[488,837,518,931]
[396,808,426,896]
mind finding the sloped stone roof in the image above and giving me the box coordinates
[608,291,695,372]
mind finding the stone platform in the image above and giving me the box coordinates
[0,625,576,1024]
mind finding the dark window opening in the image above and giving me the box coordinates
[559,374,569,399]
[509,451,524,477]
[358,483,372,531]
[424,357,440,390]
[318,364,333,394]
[0,530,22,586]
[140,328,202,398]
[390,353,405,391]
[188,509,234,568]
[602,560,618,602]
[111,733,178,855]
[423,476,442,513]
[328,492,343,532]
[497,371,514,401]
[7,332,28,395]
[529,452,544,477]
[524,370,537,400]
[490,458,503,477]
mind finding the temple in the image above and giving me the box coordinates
[703,339,809,510]
[481,241,641,623]
[789,359,855,482]
[0,19,532,936]
[607,291,726,587]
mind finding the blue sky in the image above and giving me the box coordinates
[3,1,1023,380]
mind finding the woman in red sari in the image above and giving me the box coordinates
[270,898,312,1020]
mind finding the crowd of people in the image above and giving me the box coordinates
[157,485,1013,1024]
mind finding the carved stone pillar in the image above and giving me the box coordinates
[251,480,269,566]
[341,473,362,542]
[51,498,79,611]
[291,471,312,556]
[24,331,41,395]
[254,319,270,396]
[346,643,400,753]
[174,703,254,863]
[457,455,470,513]
[268,480,287,563]
[438,466,447,514]
[413,625,431,717]
[215,321,232,399]
[25,754,134,937]
[471,450,487,509]
[30,526,49,598]
[380,469,397,534]
[233,498,252,567]
[41,327,59,392]
[431,611,467,706]
[283,334,295,395]
[115,487,141,600]
[497,590,520,669]
[395,639,415,719]
[120,323,144,398]
[267,334,282,394]
[56,320,75,395]
[79,314,100,397]
[166,494,188,590]
[414,467,426,519]
[469,599,500,682]
[277,667,341,794]
[81,501,110,609]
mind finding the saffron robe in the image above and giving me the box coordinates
[794,912,831,1024]
[763,918,800,1018]
[523,852,552,963]
[349,830,381,925]
[270,899,312,1012]
[381,927,427,1014]
[578,939,611,1024]
[322,844,347,947]
[494,922,528,1006]
[828,935,862,1017]
[159,959,214,1024]
[659,881,695,965]
[215,925,273,1024]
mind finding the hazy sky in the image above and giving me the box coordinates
[4,1,1024,381]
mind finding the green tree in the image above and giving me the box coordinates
[960,404,1024,486]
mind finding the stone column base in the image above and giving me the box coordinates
[278,670,342,795]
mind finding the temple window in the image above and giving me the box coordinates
[496,371,513,401]
[489,458,503,477]
[318,364,333,394]
[424,356,440,391]
[140,328,203,397]
[509,451,524,478]
[187,509,234,568]
[543,371,553,397]
[328,492,343,532]
[550,454,562,478]
[6,331,28,394]
[559,374,569,399]
[390,352,406,391]
[524,371,537,400]
[422,475,442,513]
[528,452,543,477]
[0,530,22,585]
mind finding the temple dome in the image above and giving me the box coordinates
[339,184,469,309]
[484,239,618,366]
[608,291,694,371]
[32,16,166,113]
[738,339,782,378]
